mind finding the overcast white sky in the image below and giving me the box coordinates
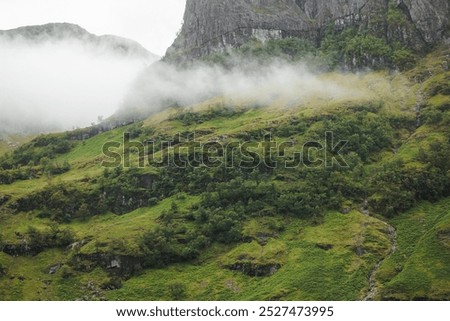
[0,0,186,55]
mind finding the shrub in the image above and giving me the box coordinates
[422,107,443,124]
[0,264,6,277]
[139,227,203,268]
[101,277,123,290]
[167,282,187,300]
[60,266,75,279]
[391,48,416,70]
[25,225,75,250]
[344,34,391,68]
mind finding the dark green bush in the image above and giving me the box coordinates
[0,264,6,277]
[167,282,187,300]
[25,225,75,250]
[139,225,205,268]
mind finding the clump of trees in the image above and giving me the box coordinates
[0,159,70,185]
[0,134,74,170]
[369,141,450,217]
[201,24,416,71]
[25,225,75,250]
[12,168,158,222]
[13,183,102,222]
[139,226,205,268]
[0,133,74,185]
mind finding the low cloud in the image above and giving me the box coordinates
[0,36,152,134]
[120,57,396,120]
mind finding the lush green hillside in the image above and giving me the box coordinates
[0,47,449,301]
[377,199,450,300]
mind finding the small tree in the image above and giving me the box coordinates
[0,263,6,277]
[77,203,90,221]
[168,282,187,300]
[171,201,179,213]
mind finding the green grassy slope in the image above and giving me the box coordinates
[376,199,450,300]
[0,48,449,301]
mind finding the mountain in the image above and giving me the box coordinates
[0,4,449,302]
[0,23,159,136]
[166,0,449,63]
[0,23,158,61]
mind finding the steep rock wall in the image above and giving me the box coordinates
[165,0,449,60]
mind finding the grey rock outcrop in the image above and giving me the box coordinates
[398,0,449,44]
[166,0,449,60]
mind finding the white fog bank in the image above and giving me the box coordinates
[0,37,156,134]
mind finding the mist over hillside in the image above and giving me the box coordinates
[0,23,158,134]
[119,56,404,122]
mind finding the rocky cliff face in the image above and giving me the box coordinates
[166,0,449,60]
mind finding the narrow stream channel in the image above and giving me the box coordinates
[363,223,397,301]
